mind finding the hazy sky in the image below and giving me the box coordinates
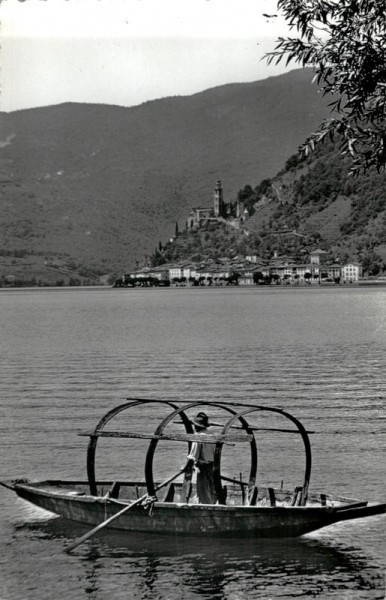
[0,0,293,112]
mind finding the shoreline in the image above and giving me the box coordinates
[2,281,386,292]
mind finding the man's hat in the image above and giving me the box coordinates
[193,412,209,428]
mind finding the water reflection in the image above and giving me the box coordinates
[18,517,385,600]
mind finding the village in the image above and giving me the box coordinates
[116,181,363,288]
[115,249,362,287]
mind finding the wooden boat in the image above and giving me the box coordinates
[2,399,385,541]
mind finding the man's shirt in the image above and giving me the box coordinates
[189,427,215,463]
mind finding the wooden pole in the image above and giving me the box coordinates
[64,464,188,553]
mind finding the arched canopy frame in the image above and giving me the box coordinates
[84,399,312,504]
[86,399,192,495]
[219,406,312,505]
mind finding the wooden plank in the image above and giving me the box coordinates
[221,475,248,487]
[174,421,315,434]
[125,397,255,407]
[78,430,253,443]
[244,426,315,434]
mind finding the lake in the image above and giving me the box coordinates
[0,286,385,600]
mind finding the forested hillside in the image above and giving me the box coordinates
[155,139,386,276]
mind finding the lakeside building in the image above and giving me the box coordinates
[238,264,267,286]
[266,250,338,284]
[341,262,362,282]
[120,250,363,287]
[310,249,328,265]
[120,266,170,287]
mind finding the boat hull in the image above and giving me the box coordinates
[13,481,386,538]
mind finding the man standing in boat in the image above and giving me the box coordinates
[187,412,217,504]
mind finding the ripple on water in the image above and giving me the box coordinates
[0,287,385,599]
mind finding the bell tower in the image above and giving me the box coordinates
[213,180,224,217]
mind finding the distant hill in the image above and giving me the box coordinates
[0,68,332,284]
[159,138,386,276]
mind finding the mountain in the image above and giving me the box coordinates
[0,68,332,284]
[158,137,386,277]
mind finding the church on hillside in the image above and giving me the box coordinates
[187,180,248,230]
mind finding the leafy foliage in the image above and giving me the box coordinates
[292,141,346,209]
[237,179,273,215]
[267,0,386,173]
[150,222,260,266]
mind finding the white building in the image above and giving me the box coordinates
[342,262,362,282]
[168,262,198,283]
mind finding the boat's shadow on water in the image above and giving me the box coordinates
[15,516,384,599]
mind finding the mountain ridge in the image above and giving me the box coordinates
[0,68,334,284]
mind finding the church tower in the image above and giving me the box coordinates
[213,180,225,217]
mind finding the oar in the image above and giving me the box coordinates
[65,463,190,553]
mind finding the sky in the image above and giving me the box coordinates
[0,0,293,112]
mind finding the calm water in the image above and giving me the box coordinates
[0,286,385,600]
